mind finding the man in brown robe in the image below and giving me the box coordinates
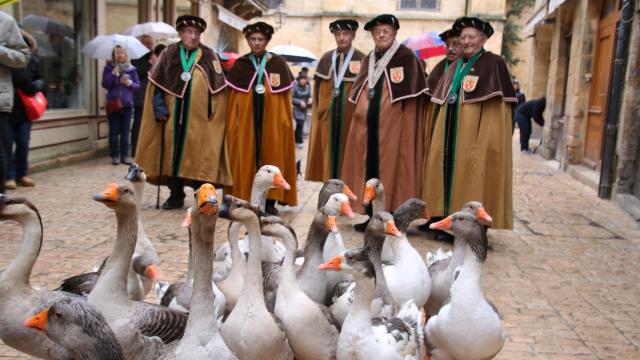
[341,14,428,230]
[135,15,231,209]
[423,17,517,229]
[305,19,365,181]
[225,22,297,214]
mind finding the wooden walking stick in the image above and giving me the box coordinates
[156,121,165,209]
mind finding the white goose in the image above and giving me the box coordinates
[157,208,225,319]
[425,201,493,316]
[425,212,504,360]
[262,216,339,360]
[89,183,187,360]
[320,235,424,359]
[0,195,74,359]
[157,184,236,360]
[219,195,293,360]
[382,198,431,309]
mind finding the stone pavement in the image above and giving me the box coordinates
[1,137,639,359]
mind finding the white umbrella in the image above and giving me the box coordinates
[122,22,178,40]
[82,34,150,60]
[270,45,317,63]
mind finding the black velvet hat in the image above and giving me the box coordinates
[364,14,400,31]
[242,22,275,40]
[329,19,359,32]
[176,15,206,32]
[452,16,494,38]
[439,28,461,41]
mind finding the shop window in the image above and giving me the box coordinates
[20,0,86,110]
[399,0,438,10]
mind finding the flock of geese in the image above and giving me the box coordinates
[0,163,505,360]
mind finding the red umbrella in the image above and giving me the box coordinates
[220,52,240,71]
[402,31,446,60]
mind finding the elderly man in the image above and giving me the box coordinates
[427,29,462,95]
[423,17,517,229]
[225,22,297,214]
[0,11,30,194]
[341,14,428,230]
[306,19,365,181]
[135,15,231,209]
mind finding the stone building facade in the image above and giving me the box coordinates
[251,0,510,72]
[527,0,640,220]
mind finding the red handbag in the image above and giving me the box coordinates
[17,88,47,122]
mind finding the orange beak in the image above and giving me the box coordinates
[24,308,49,332]
[340,201,355,218]
[430,216,452,230]
[319,254,343,271]
[325,215,339,233]
[385,220,402,237]
[476,207,493,223]
[342,185,358,201]
[362,184,375,206]
[144,264,161,281]
[93,183,119,203]
[197,184,218,215]
[181,210,192,227]
[273,173,291,190]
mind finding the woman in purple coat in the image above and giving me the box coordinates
[102,45,140,165]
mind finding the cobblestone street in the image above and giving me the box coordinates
[1,138,639,359]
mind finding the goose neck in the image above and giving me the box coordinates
[227,221,244,264]
[345,273,376,329]
[242,214,264,296]
[250,184,269,213]
[91,209,138,299]
[278,230,298,286]
[2,209,42,285]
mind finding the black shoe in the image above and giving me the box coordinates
[265,200,279,215]
[162,197,184,210]
[354,218,370,232]
[434,231,454,242]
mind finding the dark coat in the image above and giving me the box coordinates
[11,54,43,123]
[131,52,152,107]
[292,82,310,121]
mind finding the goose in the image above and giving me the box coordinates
[0,195,74,359]
[157,184,236,360]
[261,192,353,311]
[57,164,161,300]
[157,208,226,318]
[425,211,504,360]
[320,245,424,360]
[382,198,431,309]
[424,201,493,317]
[318,180,357,295]
[89,183,188,360]
[262,216,339,360]
[329,211,400,327]
[218,195,293,360]
[23,296,125,360]
[222,164,290,265]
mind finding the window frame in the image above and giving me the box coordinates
[398,0,440,12]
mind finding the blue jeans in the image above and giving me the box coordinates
[108,107,132,159]
[3,119,31,180]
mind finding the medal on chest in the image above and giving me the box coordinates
[332,88,341,98]
[367,88,376,99]
[180,71,191,82]
[255,84,266,94]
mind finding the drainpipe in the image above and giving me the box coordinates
[598,0,635,199]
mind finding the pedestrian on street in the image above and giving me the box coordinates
[513,78,526,106]
[423,16,517,229]
[292,71,311,148]
[134,15,231,210]
[4,30,42,190]
[225,21,298,215]
[102,45,140,165]
[514,97,546,153]
[130,34,154,157]
[0,11,30,194]
[341,14,428,231]
[305,19,365,182]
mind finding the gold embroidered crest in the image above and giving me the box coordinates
[462,75,479,92]
[390,67,404,84]
[213,60,222,74]
[270,73,281,87]
[349,61,361,74]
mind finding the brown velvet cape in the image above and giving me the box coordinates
[225,53,295,93]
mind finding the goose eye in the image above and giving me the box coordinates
[266,169,272,173]
[124,188,131,194]
[52,311,62,320]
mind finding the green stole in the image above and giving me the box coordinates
[441,49,484,214]
[171,45,198,176]
[365,77,384,181]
